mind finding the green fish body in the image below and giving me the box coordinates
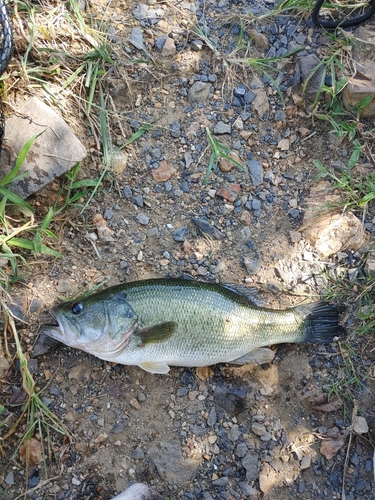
[42,278,344,374]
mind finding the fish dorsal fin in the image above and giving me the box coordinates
[136,322,176,345]
[222,284,268,307]
[139,361,171,374]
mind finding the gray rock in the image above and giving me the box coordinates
[207,406,217,427]
[5,471,15,485]
[111,422,126,434]
[129,28,146,51]
[170,121,181,138]
[148,441,199,485]
[131,447,145,459]
[0,97,86,199]
[247,160,263,187]
[235,442,248,458]
[187,81,210,104]
[192,218,225,240]
[241,451,259,481]
[110,483,163,500]
[243,257,261,275]
[191,39,203,51]
[298,54,324,101]
[132,3,149,21]
[103,209,113,220]
[173,226,189,242]
[123,185,133,198]
[155,35,167,53]
[213,121,231,134]
[212,477,229,486]
[239,481,257,496]
[133,194,144,207]
[136,213,150,225]
[227,424,241,442]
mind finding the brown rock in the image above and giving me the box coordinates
[20,438,43,465]
[240,210,252,225]
[196,366,214,380]
[342,74,375,118]
[162,37,176,57]
[302,182,368,257]
[219,157,234,173]
[152,160,177,182]
[248,29,269,49]
[320,436,344,460]
[217,183,241,202]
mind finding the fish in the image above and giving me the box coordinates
[41,278,344,374]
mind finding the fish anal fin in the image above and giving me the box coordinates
[231,348,275,366]
[139,361,170,374]
[137,321,176,345]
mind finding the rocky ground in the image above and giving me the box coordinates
[1,0,375,499]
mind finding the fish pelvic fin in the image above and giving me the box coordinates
[230,348,276,366]
[294,302,345,343]
[139,361,170,374]
[136,321,176,346]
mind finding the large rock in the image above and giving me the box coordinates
[302,182,368,257]
[148,441,200,486]
[0,96,86,198]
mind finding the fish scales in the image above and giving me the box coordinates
[42,278,344,374]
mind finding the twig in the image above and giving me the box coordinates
[341,402,358,500]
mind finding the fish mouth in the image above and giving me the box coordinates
[41,308,81,346]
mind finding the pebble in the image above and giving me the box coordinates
[247,160,263,186]
[213,121,231,134]
[128,28,146,51]
[188,81,210,104]
[173,226,189,242]
[136,213,150,225]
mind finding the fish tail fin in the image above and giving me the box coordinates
[294,302,345,343]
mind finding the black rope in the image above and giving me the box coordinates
[312,0,375,28]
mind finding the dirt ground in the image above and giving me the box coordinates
[1,1,375,499]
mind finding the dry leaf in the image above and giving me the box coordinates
[20,438,43,465]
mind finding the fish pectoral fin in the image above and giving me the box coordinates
[231,348,275,366]
[136,321,176,345]
[139,361,171,374]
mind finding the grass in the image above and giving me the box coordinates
[0,0,152,478]
[203,127,246,184]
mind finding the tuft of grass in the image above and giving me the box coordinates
[203,127,246,184]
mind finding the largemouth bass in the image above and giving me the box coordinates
[41,278,344,374]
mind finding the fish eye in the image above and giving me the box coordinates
[71,302,84,315]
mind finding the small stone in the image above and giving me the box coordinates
[94,433,108,444]
[217,183,241,202]
[247,160,263,187]
[353,415,369,434]
[207,407,217,426]
[300,455,311,470]
[136,213,150,225]
[129,28,146,51]
[243,257,261,275]
[5,471,14,485]
[227,424,241,442]
[152,160,177,182]
[173,227,189,242]
[219,157,234,173]
[277,138,290,151]
[192,218,225,240]
[248,29,268,49]
[132,447,145,460]
[170,121,181,138]
[191,39,203,51]
[162,37,176,57]
[154,35,167,53]
[111,422,125,434]
[130,397,141,409]
[213,121,231,134]
[240,210,252,225]
[241,452,259,481]
[133,194,144,207]
[251,422,267,436]
[188,81,210,104]
[196,366,214,380]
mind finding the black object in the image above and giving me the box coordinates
[0,1,13,149]
[312,0,375,28]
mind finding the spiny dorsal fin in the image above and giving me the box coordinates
[136,322,176,345]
